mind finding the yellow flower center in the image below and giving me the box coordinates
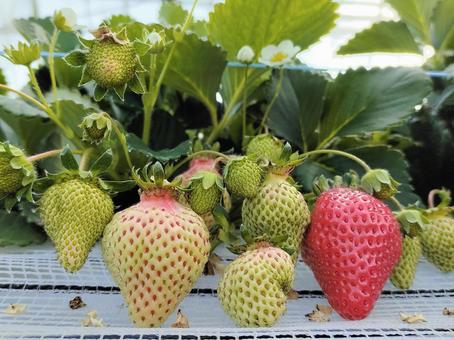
[271,52,288,63]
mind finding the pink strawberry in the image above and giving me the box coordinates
[179,156,219,186]
[302,188,402,320]
[102,188,210,327]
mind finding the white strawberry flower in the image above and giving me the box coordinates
[54,8,77,32]
[147,31,162,45]
[237,45,255,64]
[259,40,300,67]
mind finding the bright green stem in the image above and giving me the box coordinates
[242,65,249,142]
[259,67,284,132]
[27,148,63,162]
[113,120,134,171]
[27,66,49,107]
[286,149,372,173]
[79,148,94,171]
[1,80,76,143]
[390,196,404,211]
[142,54,158,143]
[207,67,252,144]
[48,29,60,116]
[168,150,228,177]
[141,0,199,144]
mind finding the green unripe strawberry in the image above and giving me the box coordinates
[224,157,262,198]
[0,142,35,196]
[421,216,454,272]
[86,39,137,89]
[246,134,283,163]
[79,112,112,145]
[40,179,114,272]
[188,171,223,215]
[242,171,310,257]
[390,236,422,290]
[218,243,294,327]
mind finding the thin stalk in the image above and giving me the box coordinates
[241,65,249,142]
[79,148,94,171]
[48,29,60,116]
[113,120,134,170]
[27,66,49,107]
[390,197,404,211]
[285,149,372,173]
[168,150,227,177]
[0,84,47,111]
[259,67,284,132]
[207,69,251,144]
[27,148,63,162]
[141,0,199,144]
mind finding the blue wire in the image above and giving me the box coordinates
[0,50,450,78]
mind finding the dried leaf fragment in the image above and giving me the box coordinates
[171,309,190,328]
[443,308,454,316]
[287,289,299,300]
[306,304,333,322]
[3,304,26,315]
[81,310,105,327]
[400,313,427,323]
[69,296,86,310]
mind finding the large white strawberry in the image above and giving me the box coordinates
[102,164,210,327]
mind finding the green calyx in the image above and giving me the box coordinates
[132,161,181,193]
[395,209,428,237]
[188,171,224,215]
[223,156,263,198]
[64,26,146,101]
[361,168,399,200]
[0,142,36,209]
[3,41,41,66]
[79,112,112,145]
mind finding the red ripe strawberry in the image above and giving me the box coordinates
[302,188,402,320]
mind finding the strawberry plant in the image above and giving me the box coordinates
[0,0,447,327]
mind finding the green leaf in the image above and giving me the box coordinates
[60,146,79,171]
[126,133,192,162]
[14,17,79,52]
[432,0,454,49]
[157,32,226,116]
[207,0,339,60]
[0,210,46,247]
[319,67,431,148]
[269,70,329,151]
[159,1,187,26]
[338,21,421,55]
[293,159,334,191]
[50,100,93,139]
[90,149,113,174]
[0,96,56,153]
[385,0,440,43]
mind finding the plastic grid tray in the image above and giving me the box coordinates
[0,242,453,339]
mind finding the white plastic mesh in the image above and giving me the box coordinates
[0,243,453,339]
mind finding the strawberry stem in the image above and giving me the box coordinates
[259,67,285,133]
[27,148,79,162]
[112,120,134,171]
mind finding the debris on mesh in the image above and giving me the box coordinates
[305,304,333,322]
[171,309,190,328]
[443,308,454,316]
[3,304,26,315]
[287,289,299,300]
[81,310,105,327]
[400,313,427,323]
[69,296,86,310]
